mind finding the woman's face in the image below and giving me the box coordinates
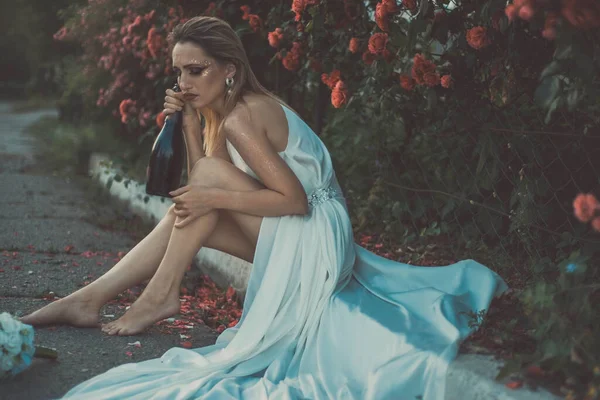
[171,41,235,110]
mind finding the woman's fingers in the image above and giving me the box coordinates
[174,210,190,218]
[164,97,183,110]
[166,89,186,102]
[174,216,196,229]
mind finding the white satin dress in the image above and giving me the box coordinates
[62,103,508,400]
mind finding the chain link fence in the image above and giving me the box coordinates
[371,103,600,278]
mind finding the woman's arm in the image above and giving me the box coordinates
[164,89,206,176]
[220,104,309,216]
[211,187,307,217]
[181,109,205,177]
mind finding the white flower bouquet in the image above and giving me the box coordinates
[0,312,58,379]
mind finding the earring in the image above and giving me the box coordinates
[225,77,234,95]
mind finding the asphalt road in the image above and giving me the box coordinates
[0,101,218,400]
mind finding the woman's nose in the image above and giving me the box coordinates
[178,79,192,91]
[179,80,192,92]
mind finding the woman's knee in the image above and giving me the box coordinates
[189,156,226,186]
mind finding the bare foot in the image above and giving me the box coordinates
[101,293,180,336]
[20,296,100,328]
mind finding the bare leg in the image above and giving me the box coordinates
[20,208,178,327]
[102,210,220,335]
[100,156,266,336]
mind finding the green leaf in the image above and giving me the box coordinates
[566,88,580,111]
[305,20,313,33]
[475,134,491,177]
[544,97,561,124]
[534,76,561,109]
[554,43,572,60]
[539,61,563,80]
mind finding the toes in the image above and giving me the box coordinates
[101,323,118,334]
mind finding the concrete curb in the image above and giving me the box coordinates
[87,152,559,400]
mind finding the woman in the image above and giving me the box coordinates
[22,16,507,400]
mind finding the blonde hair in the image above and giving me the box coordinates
[168,16,288,156]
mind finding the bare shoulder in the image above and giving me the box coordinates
[223,94,289,152]
[224,94,279,127]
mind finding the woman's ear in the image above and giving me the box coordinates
[226,63,237,78]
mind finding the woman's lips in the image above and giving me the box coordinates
[183,94,198,101]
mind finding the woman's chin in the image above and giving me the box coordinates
[188,98,206,109]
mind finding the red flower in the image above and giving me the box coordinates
[292,0,304,21]
[156,112,166,127]
[268,28,284,48]
[146,26,164,59]
[441,74,453,88]
[368,33,388,55]
[321,70,341,89]
[331,80,348,108]
[403,0,417,12]
[382,0,397,13]
[411,54,437,85]
[423,71,440,87]
[53,26,69,41]
[349,38,359,53]
[561,0,600,29]
[518,4,535,20]
[505,4,519,21]
[542,12,559,40]
[573,193,599,222]
[344,0,360,20]
[292,0,317,21]
[248,14,262,32]
[362,50,376,65]
[399,75,415,91]
[240,5,251,20]
[375,2,390,31]
[592,217,600,232]
[466,26,491,50]
[119,99,136,124]
[282,42,302,71]
[225,287,236,302]
[143,10,156,22]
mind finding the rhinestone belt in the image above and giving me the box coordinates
[308,186,340,208]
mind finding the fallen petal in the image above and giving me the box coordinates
[505,380,523,390]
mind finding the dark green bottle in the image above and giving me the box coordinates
[145,83,184,197]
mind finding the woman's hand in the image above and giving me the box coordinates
[169,185,216,228]
[163,88,186,115]
[164,88,201,133]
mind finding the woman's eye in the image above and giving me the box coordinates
[189,68,204,75]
